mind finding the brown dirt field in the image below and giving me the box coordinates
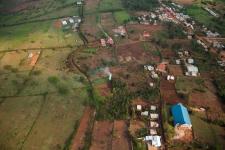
[189,90,224,120]
[168,65,183,76]
[161,49,176,59]
[71,107,94,150]
[117,41,160,64]
[160,79,184,104]
[126,24,162,41]
[90,121,113,150]
[129,120,146,137]
[112,120,130,150]
[172,0,194,5]
[110,64,149,93]
[76,47,113,70]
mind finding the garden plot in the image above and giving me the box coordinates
[160,79,183,104]
[22,92,86,150]
[168,65,183,76]
[90,121,113,150]
[0,96,44,150]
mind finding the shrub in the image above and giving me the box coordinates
[48,76,60,85]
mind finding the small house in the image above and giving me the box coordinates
[156,63,167,73]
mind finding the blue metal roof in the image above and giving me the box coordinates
[171,103,191,125]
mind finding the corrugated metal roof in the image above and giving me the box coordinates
[171,103,191,125]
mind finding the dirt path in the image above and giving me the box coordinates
[71,106,95,150]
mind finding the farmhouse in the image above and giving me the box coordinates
[171,103,192,127]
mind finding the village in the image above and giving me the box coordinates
[0,0,224,150]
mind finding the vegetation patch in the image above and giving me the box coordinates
[113,11,130,24]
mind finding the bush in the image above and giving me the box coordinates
[48,76,60,85]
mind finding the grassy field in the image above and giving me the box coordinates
[191,112,225,149]
[0,47,89,149]
[98,0,124,12]
[0,21,82,51]
[175,77,205,95]
[113,11,130,24]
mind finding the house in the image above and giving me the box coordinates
[143,31,150,38]
[144,136,161,147]
[107,37,114,45]
[187,58,194,64]
[62,20,67,26]
[185,64,198,76]
[100,39,106,47]
[171,103,192,127]
[156,63,167,73]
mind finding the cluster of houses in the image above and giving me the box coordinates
[202,6,219,18]
[131,100,162,149]
[61,16,81,31]
[176,50,199,77]
[137,13,158,25]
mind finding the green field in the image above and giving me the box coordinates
[113,11,130,24]
[191,112,225,149]
[0,21,82,51]
[98,0,124,12]
[0,48,89,149]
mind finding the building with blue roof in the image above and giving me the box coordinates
[171,103,192,126]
